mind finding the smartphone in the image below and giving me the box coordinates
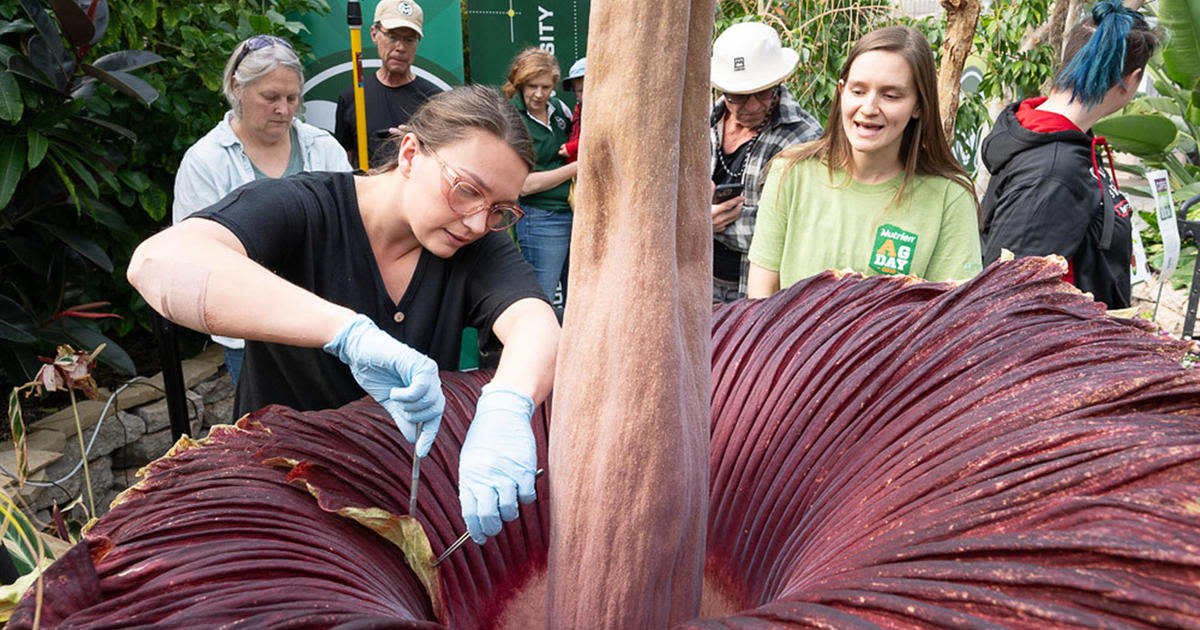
[712,183,744,204]
[373,129,394,139]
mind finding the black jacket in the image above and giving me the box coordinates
[980,101,1133,309]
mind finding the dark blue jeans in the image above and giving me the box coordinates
[223,346,244,386]
[515,205,573,309]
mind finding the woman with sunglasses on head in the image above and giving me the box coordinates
[980,0,1160,309]
[503,48,579,315]
[132,85,559,547]
[747,26,982,298]
[709,22,822,303]
[172,35,352,384]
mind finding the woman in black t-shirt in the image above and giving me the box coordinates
[129,85,559,547]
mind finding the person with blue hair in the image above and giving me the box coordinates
[980,0,1160,309]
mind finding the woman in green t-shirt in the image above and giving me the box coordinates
[502,48,579,313]
[747,26,982,297]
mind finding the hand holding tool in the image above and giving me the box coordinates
[457,383,538,543]
[433,468,544,567]
[324,314,443,457]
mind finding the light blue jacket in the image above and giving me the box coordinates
[172,111,352,349]
[172,110,351,224]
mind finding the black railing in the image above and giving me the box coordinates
[1176,193,1200,340]
[150,311,191,441]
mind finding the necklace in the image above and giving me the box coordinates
[715,130,760,180]
[715,106,772,180]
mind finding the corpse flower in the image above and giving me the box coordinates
[10,257,1200,627]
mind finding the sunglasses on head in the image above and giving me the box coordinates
[232,35,294,74]
[724,85,778,105]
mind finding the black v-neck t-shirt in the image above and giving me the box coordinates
[335,74,443,168]
[192,171,546,416]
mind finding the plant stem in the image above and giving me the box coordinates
[70,389,96,517]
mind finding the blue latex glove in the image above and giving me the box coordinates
[458,382,538,544]
[323,314,443,457]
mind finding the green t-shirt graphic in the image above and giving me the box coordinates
[749,159,982,289]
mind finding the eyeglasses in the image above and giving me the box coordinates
[427,148,523,231]
[375,26,420,47]
[232,35,293,75]
[724,86,778,105]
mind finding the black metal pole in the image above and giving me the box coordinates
[150,311,190,440]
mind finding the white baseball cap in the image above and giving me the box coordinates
[375,0,423,37]
[711,22,798,94]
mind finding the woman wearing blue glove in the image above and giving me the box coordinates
[128,85,559,545]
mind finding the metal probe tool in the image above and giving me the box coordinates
[408,422,422,517]
[432,468,545,567]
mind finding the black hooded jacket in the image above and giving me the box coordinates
[980,101,1133,309]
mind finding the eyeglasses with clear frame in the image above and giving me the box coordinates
[375,25,420,47]
[723,85,779,105]
[426,148,524,231]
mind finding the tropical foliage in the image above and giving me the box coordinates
[715,0,892,126]
[0,0,328,391]
[0,0,163,384]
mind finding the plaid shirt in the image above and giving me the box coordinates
[711,87,822,296]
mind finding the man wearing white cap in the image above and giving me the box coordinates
[334,0,443,168]
[710,22,821,302]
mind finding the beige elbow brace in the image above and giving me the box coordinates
[140,258,213,335]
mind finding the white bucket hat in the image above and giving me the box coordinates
[562,57,586,89]
[711,22,798,94]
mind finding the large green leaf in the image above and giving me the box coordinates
[1161,0,1200,89]
[83,0,110,46]
[17,0,67,72]
[118,170,151,192]
[58,319,134,375]
[1093,114,1178,157]
[53,148,100,198]
[45,0,94,50]
[133,0,156,29]
[74,114,136,141]
[85,198,129,232]
[79,64,157,104]
[0,44,17,67]
[1176,181,1200,210]
[139,184,167,221]
[33,221,113,272]
[0,135,24,209]
[0,71,20,122]
[27,35,70,91]
[0,19,34,38]
[0,293,36,344]
[0,324,36,344]
[91,50,163,74]
[26,129,47,169]
[6,55,55,90]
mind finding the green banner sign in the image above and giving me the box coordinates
[295,0,466,133]
[465,0,589,100]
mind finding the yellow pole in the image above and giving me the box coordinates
[348,0,369,171]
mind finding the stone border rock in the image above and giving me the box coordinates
[1,345,236,523]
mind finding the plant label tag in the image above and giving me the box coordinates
[870,224,917,276]
[1148,169,1180,281]
[1130,213,1151,286]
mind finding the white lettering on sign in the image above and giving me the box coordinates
[880,228,916,243]
[538,6,555,54]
